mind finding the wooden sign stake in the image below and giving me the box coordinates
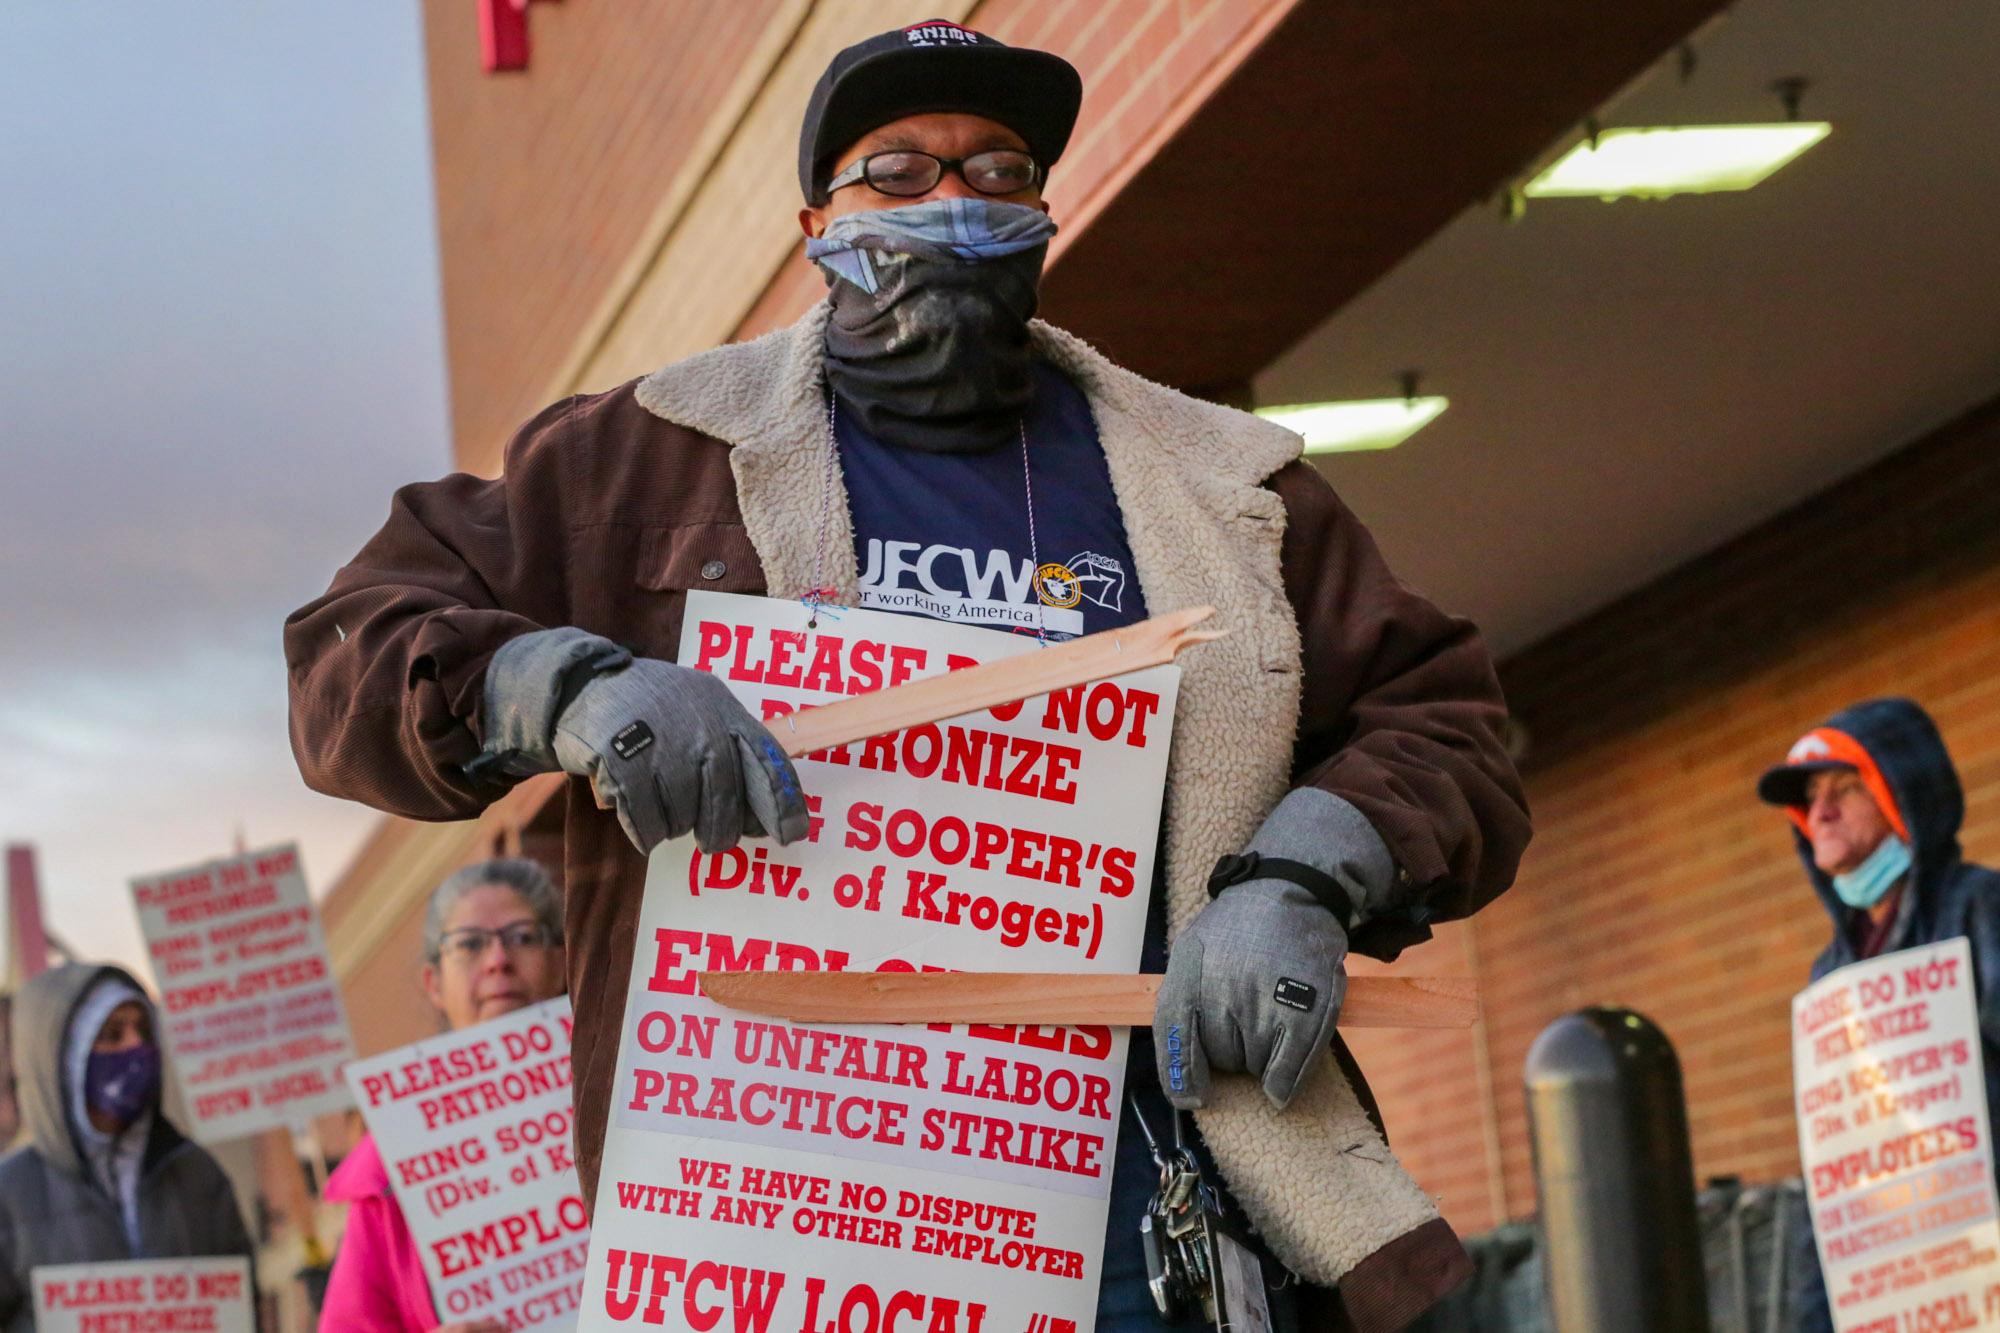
[701,970,1479,1030]
[775,606,1223,758]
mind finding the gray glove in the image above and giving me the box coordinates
[481,628,808,854]
[1154,788,1396,1110]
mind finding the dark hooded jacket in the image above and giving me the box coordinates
[1780,699,2000,1332]
[0,963,255,1333]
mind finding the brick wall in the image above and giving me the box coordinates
[338,896,436,1058]
[971,0,1296,244]
[424,0,792,470]
[1343,394,2000,1236]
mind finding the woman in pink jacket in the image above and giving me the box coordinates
[320,859,568,1332]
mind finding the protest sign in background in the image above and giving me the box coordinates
[579,592,1180,1333]
[32,1256,253,1333]
[346,995,586,1330]
[1793,936,2000,1331]
[132,843,355,1142]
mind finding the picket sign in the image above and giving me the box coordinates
[31,1256,254,1333]
[345,997,586,1331]
[129,842,356,1143]
[1792,937,2000,1331]
[130,842,355,1263]
[701,969,1480,1029]
[578,592,1182,1333]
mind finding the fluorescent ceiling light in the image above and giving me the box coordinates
[1525,123,1830,199]
[1255,397,1448,455]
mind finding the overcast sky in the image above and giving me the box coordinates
[1,3,449,973]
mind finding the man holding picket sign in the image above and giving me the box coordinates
[1759,700,2000,1332]
[288,18,1531,1328]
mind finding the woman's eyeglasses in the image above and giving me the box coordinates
[826,149,1040,198]
[435,920,555,965]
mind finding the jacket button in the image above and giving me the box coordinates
[700,560,727,581]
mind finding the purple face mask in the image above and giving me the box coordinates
[85,1043,161,1127]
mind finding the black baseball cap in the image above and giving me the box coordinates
[798,19,1083,205]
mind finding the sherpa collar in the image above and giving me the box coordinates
[637,299,1301,477]
[635,299,1304,601]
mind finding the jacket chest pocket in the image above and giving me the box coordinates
[622,522,767,658]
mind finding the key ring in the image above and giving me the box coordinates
[1129,1094,1172,1180]
[1133,1097,1281,1328]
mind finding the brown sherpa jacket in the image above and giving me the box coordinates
[285,304,1531,1328]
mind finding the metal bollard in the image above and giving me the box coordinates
[1526,1007,1710,1331]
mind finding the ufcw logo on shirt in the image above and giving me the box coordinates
[859,538,1126,639]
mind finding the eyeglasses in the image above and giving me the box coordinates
[435,920,555,965]
[826,149,1040,198]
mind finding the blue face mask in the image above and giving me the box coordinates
[85,1043,161,1128]
[1833,834,1912,909]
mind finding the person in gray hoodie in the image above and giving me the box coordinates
[0,962,254,1331]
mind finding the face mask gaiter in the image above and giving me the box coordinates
[807,197,1058,455]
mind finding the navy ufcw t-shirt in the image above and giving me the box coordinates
[836,362,1146,642]
[834,363,1266,1314]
